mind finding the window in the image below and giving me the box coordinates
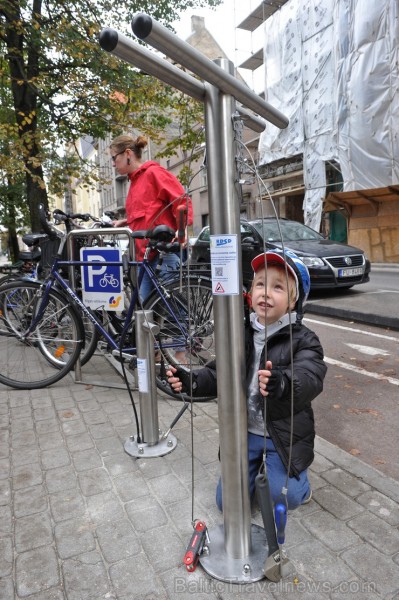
[200,168,208,189]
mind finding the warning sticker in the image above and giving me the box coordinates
[210,234,239,295]
[137,358,149,393]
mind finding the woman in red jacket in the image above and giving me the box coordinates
[109,134,193,302]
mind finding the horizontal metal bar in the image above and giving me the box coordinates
[99,28,267,132]
[100,28,205,101]
[131,13,289,129]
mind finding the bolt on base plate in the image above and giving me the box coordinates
[199,524,267,583]
[124,433,177,457]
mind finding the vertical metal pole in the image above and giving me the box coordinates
[67,233,82,382]
[124,310,178,458]
[199,60,266,583]
[205,60,251,558]
[135,310,159,445]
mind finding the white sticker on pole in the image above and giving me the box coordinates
[137,358,149,393]
[210,234,239,295]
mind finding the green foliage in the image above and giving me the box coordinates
[0,0,222,231]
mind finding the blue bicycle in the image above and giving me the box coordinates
[0,207,215,399]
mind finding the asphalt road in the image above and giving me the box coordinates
[306,263,399,331]
[304,264,399,482]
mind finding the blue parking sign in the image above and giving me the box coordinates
[80,248,124,311]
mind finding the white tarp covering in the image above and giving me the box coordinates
[259,0,399,229]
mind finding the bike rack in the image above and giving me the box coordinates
[124,310,177,457]
[64,228,178,453]
[66,227,138,389]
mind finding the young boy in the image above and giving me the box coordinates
[167,249,327,510]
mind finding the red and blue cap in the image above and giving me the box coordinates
[251,251,299,301]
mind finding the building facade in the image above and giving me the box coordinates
[67,1,399,262]
[252,0,399,260]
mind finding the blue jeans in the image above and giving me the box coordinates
[139,252,180,303]
[216,433,311,511]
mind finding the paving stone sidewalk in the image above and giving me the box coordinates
[1,355,399,600]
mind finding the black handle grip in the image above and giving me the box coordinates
[255,472,279,555]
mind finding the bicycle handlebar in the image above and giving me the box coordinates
[38,206,181,253]
[40,206,115,237]
[53,209,92,223]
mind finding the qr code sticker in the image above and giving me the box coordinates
[215,267,223,277]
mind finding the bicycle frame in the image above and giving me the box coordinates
[1,218,215,397]
[24,250,189,355]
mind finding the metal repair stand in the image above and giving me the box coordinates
[65,228,177,453]
[100,15,288,583]
[124,310,177,457]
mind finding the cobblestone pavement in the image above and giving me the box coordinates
[1,355,399,600]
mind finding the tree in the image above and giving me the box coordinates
[0,0,221,232]
[0,52,30,260]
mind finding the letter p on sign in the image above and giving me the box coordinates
[86,255,106,287]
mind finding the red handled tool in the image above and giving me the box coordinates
[183,521,207,571]
[177,205,187,244]
[177,204,188,290]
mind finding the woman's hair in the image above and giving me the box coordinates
[109,134,148,158]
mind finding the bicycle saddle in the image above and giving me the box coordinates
[147,225,175,243]
[18,249,41,261]
[22,233,48,246]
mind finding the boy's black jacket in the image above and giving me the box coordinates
[181,319,327,479]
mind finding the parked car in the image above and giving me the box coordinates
[190,218,371,291]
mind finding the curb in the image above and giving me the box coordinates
[305,302,399,331]
[315,436,399,503]
[371,263,399,271]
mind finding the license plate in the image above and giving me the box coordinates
[338,267,364,277]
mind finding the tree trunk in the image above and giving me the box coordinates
[8,225,20,264]
[4,0,48,233]
[25,159,49,233]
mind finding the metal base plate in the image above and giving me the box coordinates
[199,524,267,583]
[124,433,177,457]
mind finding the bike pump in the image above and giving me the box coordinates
[124,310,177,457]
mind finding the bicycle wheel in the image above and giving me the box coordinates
[0,281,83,389]
[144,275,216,401]
[77,308,100,366]
[0,274,22,288]
[0,274,97,366]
